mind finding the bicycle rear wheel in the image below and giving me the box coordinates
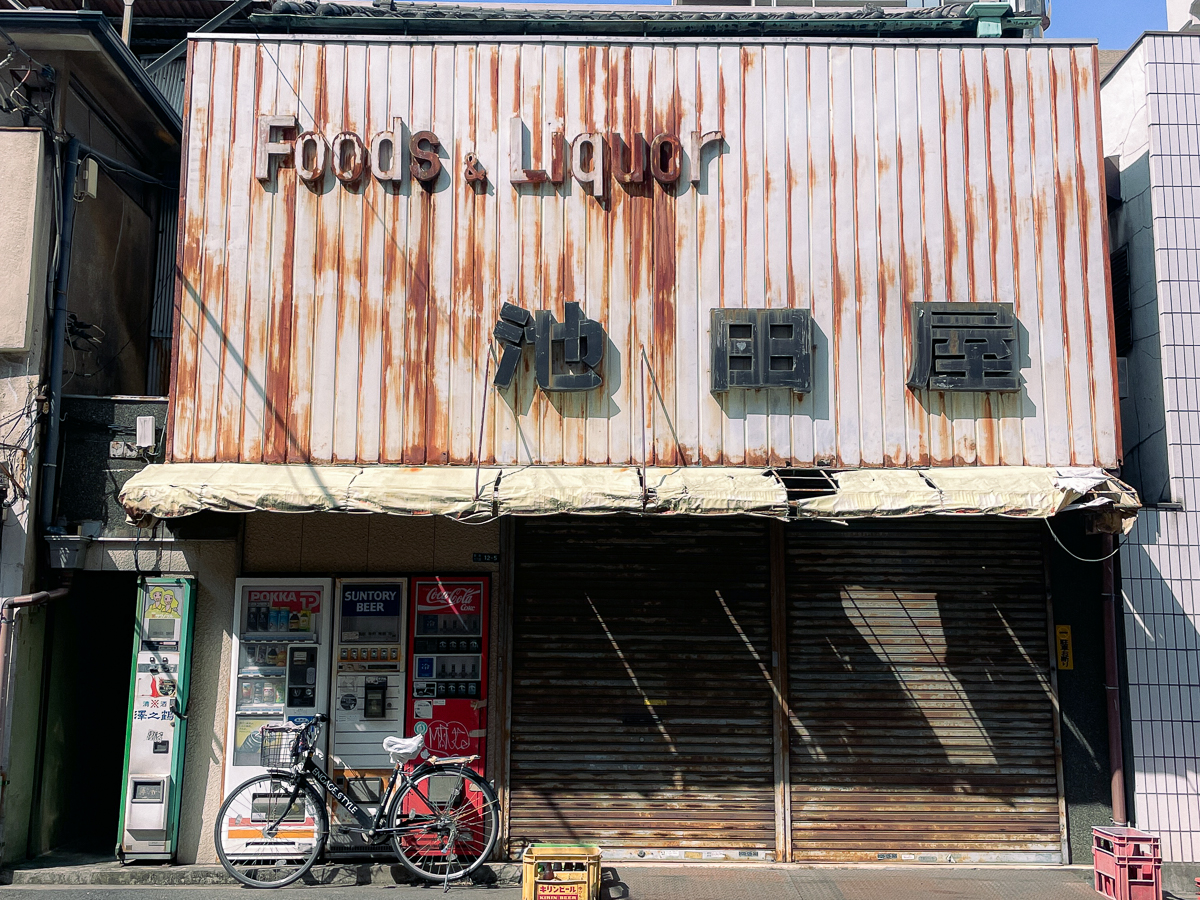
[215,773,328,888]
[389,766,499,882]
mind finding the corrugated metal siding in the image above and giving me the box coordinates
[170,37,1119,469]
[149,189,179,395]
[141,56,187,116]
[786,519,1062,863]
[509,518,776,852]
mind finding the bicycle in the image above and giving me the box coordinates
[214,714,499,888]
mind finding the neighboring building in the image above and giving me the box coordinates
[1102,28,1200,873]
[0,9,180,866]
[56,0,1136,870]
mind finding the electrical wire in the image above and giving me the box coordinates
[1044,518,1122,563]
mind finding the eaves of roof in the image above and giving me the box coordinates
[248,1,1042,39]
[0,9,182,139]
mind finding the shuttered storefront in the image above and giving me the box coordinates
[509,518,776,854]
[786,519,1062,863]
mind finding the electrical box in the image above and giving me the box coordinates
[118,578,195,862]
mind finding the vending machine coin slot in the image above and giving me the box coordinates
[364,677,387,719]
[287,646,318,708]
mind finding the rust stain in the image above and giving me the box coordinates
[978,393,997,465]
[265,156,298,463]
[404,194,431,464]
[171,40,207,462]
[1070,49,1100,464]
[1048,52,1075,464]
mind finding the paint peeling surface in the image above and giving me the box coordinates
[170,38,1119,469]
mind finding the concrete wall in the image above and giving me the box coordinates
[1103,32,1200,864]
[0,128,52,868]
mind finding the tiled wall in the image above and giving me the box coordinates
[1118,33,1200,864]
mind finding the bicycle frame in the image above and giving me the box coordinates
[267,752,458,842]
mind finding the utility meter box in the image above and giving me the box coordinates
[118,578,195,862]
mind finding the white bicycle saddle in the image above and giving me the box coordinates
[382,733,425,761]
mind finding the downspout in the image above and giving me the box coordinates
[1100,533,1128,826]
[38,138,79,535]
[0,588,69,857]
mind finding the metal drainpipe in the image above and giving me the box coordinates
[0,588,69,857]
[38,138,79,535]
[1100,533,1128,826]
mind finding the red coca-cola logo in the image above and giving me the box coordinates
[416,582,481,613]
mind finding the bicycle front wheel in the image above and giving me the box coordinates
[214,773,328,888]
[390,766,499,882]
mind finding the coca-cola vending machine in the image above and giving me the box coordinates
[406,577,488,775]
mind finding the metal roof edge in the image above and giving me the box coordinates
[192,29,1093,47]
[0,9,183,139]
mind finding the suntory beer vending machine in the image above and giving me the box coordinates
[406,577,488,776]
[327,578,407,856]
[223,578,332,792]
[118,577,195,861]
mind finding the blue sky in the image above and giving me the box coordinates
[1046,0,1167,49]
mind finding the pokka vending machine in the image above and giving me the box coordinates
[327,578,407,856]
[223,578,332,792]
[406,577,489,775]
[118,577,195,862]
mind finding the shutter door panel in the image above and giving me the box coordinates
[786,519,1062,863]
[510,518,775,851]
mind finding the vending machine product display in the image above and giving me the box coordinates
[118,577,195,861]
[406,577,489,776]
[223,578,332,793]
[328,578,407,857]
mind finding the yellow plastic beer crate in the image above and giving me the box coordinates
[521,843,602,900]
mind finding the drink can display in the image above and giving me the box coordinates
[262,681,275,704]
[241,680,252,702]
[299,610,310,632]
[253,681,263,704]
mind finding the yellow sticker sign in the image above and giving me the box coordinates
[1055,625,1073,671]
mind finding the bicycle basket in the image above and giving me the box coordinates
[259,725,300,769]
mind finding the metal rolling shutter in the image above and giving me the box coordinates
[786,519,1062,864]
[510,517,775,854]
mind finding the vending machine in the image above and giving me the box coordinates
[327,578,407,857]
[406,577,489,776]
[118,577,195,862]
[223,578,332,793]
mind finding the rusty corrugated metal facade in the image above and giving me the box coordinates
[170,36,1118,469]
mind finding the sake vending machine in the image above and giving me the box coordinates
[118,577,195,862]
[328,578,407,856]
[224,578,332,792]
[406,577,489,775]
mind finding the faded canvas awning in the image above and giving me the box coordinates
[119,464,789,522]
[119,463,1136,527]
[793,466,1140,531]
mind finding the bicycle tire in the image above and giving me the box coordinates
[389,765,499,882]
[214,772,328,888]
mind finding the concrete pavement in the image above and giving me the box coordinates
[6,860,1183,899]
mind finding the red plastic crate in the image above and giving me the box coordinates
[1093,827,1161,900]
